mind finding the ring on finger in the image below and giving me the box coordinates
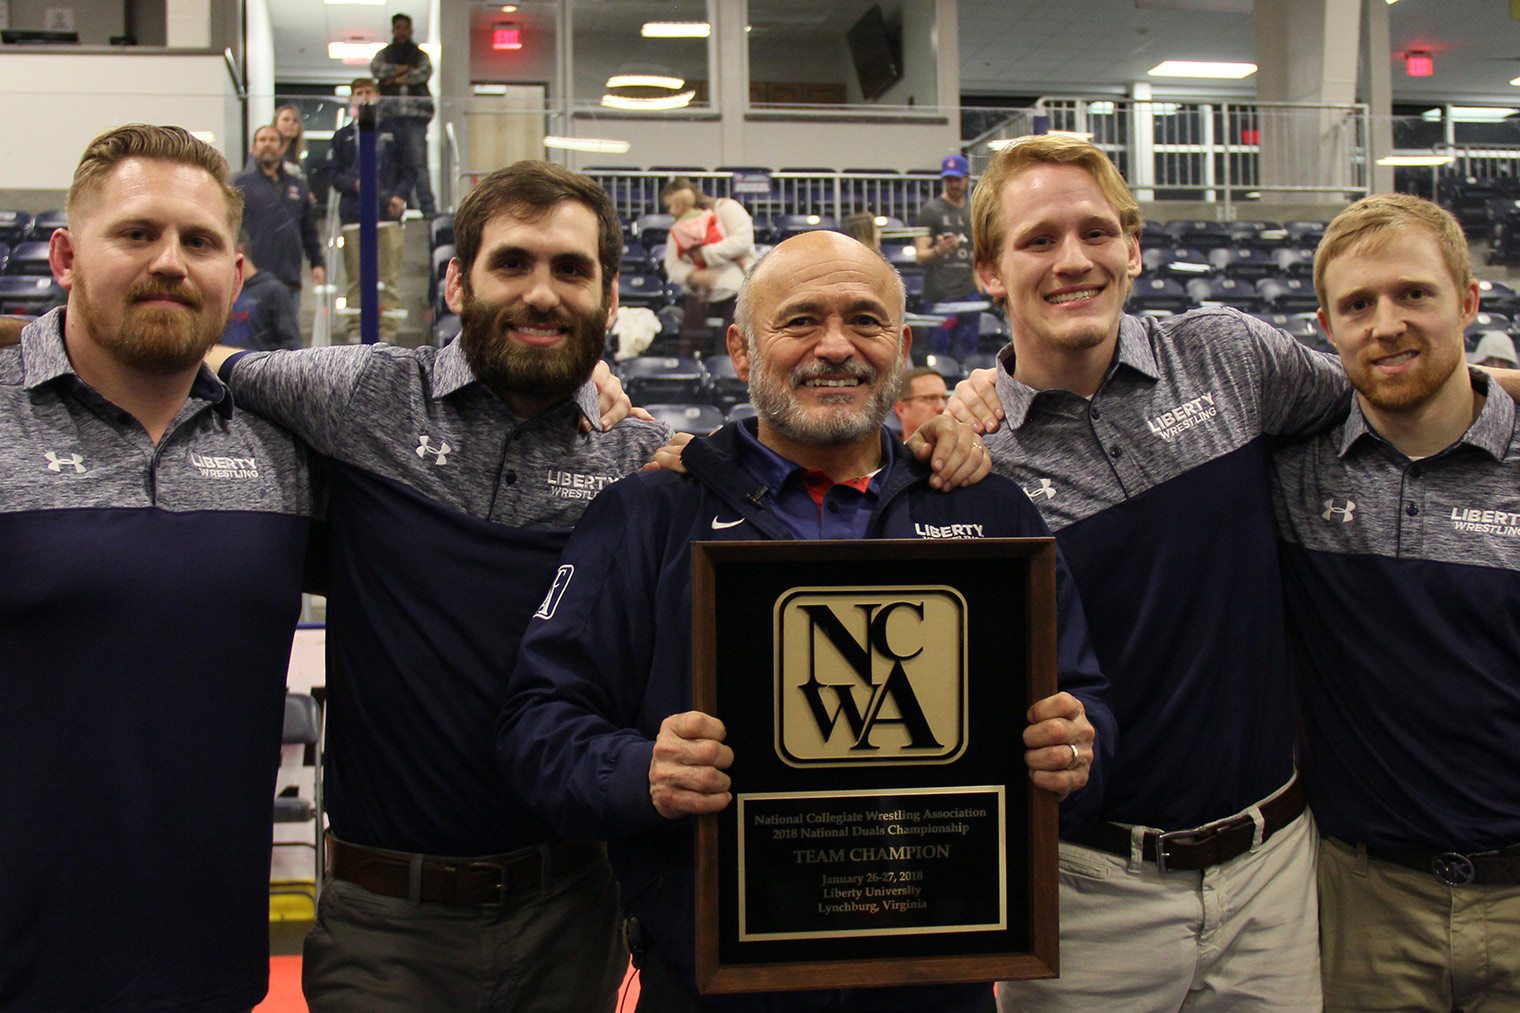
[1065,743,1080,770]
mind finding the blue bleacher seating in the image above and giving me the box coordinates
[431,313,461,346]
[5,242,52,276]
[618,273,668,308]
[1257,277,1319,313]
[1186,276,1267,312]
[1210,246,1277,281]
[703,355,749,412]
[1127,277,1193,314]
[0,211,32,245]
[634,213,674,248]
[27,210,67,241]
[644,403,725,435]
[0,275,64,315]
[618,355,706,404]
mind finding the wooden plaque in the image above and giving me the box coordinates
[691,539,1060,994]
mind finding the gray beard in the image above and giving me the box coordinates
[747,353,902,446]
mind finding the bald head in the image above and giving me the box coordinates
[735,230,906,346]
[726,229,911,453]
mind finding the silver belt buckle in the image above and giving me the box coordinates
[1154,828,1191,873]
[1431,852,1476,886]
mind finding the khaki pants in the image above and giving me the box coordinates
[1320,835,1520,1012]
[303,847,626,1012]
[340,221,404,341]
[998,798,1321,1013]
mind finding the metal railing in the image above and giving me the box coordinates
[571,169,943,225]
[965,98,1370,218]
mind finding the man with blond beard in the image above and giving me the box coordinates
[1273,194,1520,1011]
[0,124,314,1011]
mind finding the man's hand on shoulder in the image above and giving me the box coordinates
[1023,692,1095,801]
[587,358,655,433]
[947,367,1004,435]
[649,711,734,819]
[641,431,695,473]
[906,413,993,490]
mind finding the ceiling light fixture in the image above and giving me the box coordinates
[1375,154,1457,166]
[601,91,696,110]
[1148,61,1257,79]
[544,135,632,153]
[606,74,685,90]
[641,22,710,38]
[1421,106,1517,122]
[328,40,385,63]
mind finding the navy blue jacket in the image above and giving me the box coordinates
[323,118,413,225]
[499,420,1113,1009]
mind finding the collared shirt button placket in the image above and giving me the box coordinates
[1398,460,1426,557]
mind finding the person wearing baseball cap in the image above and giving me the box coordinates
[914,153,981,360]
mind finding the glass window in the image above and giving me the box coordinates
[747,0,938,110]
[571,0,715,113]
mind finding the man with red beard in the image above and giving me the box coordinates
[0,124,314,1011]
[1271,194,1520,1011]
[499,229,1115,1011]
[212,160,671,1011]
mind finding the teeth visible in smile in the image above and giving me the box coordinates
[516,326,563,336]
[1377,351,1416,366]
[1047,289,1100,304]
[805,379,861,388]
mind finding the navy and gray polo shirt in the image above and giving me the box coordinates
[1273,369,1520,853]
[222,341,672,856]
[985,308,1348,831]
[1,309,314,1012]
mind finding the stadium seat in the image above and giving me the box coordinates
[27,210,67,241]
[1252,312,1318,341]
[431,313,461,346]
[1168,219,1230,248]
[1186,277,1268,313]
[960,352,999,373]
[271,693,323,906]
[644,403,725,435]
[618,273,668,308]
[1284,221,1327,246]
[618,355,706,404]
[1478,280,1520,315]
[0,275,63,315]
[429,214,454,250]
[727,402,758,422]
[1127,277,1193,314]
[703,355,749,413]
[0,211,32,245]
[920,353,965,385]
[1272,248,1316,278]
[634,213,674,248]
[1257,276,1319,313]
[774,213,836,238]
[5,241,51,276]
[1209,246,1277,282]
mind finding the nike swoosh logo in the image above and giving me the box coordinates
[711,516,746,530]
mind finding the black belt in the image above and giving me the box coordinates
[1359,840,1520,887]
[1069,778,1306,873]
[326,834,604,907]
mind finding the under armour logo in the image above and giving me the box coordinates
[44,451,86,474]
[535,565,574,620]
[416,435,451,465]
[1321,498,1356,523]
[1025,478,1056,500]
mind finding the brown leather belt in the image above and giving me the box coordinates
[326,834,604,907]
[1069,778,1306,873]
[1359,840,1520,887]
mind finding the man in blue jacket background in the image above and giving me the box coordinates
[499,229,1113,1012]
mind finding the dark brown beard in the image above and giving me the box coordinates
[457,281,607,406]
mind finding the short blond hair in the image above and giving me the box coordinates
[1313,193,1473,308]
[66,123,243,233]
[971,134,1142,268]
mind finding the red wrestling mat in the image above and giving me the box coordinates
[251,956,639,1012]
